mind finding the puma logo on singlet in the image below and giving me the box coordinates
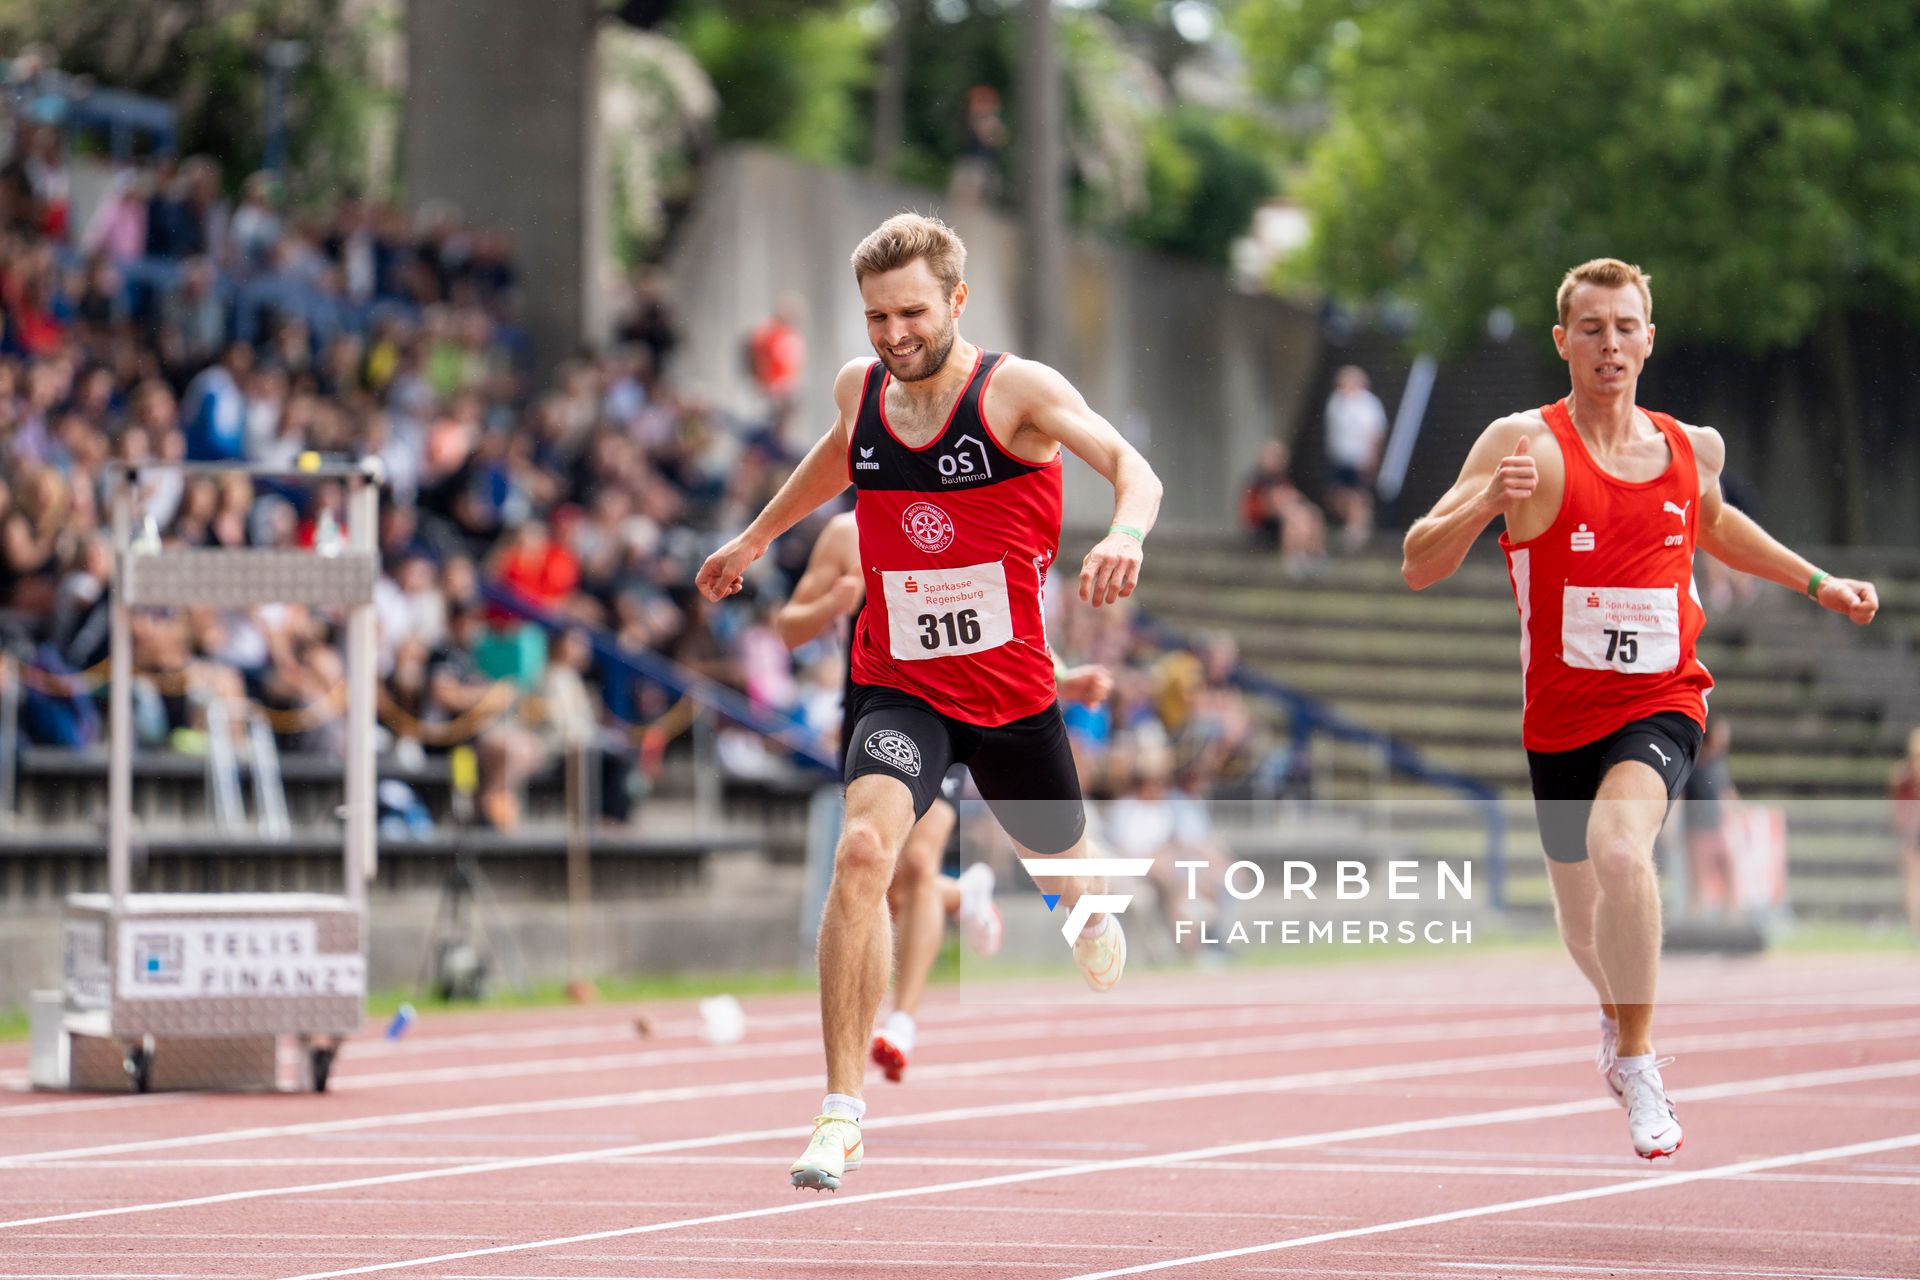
[1649,743,1672,768]
[1663,499,1690,524]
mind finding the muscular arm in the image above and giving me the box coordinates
[997,359,1162,606]
[696,360,866,602]
[774,513,862,650]
[1402,417,1533,590]
[1691,426,1879,623]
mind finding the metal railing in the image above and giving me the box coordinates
[480,583,838,775]
[1141,615,1509,909]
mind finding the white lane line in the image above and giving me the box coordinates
[18,1153,1920,1189]
[9,1005,1908,1168]
[0,1009,1596,1164]
[1466,1219,1920,1243]
[327,1004,1369,1092]
[256,1055,1920,1280]
[335,994,1763,1092]
[5,1020,1918,1235]
[1061,1130,1920,1279]
[1168,1158,1920,1187]
[13,1154,1084,1170]
[1431,1262,1920,1280]
[334,991,1353,1065]
[0,1094,206,1120]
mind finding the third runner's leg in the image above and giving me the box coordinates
[968,707,1119,990]
[1022,828,1125,990]
[873,799,955,1081]
[1587,760,1682,1159]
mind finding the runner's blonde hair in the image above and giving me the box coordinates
[1557,258,1652,327]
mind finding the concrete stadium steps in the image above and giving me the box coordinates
[1234,657,1824,716]
[1135,542,1915,805]
[1138,539,1920,609]
[1209,799,1900,921]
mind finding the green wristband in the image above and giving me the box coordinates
[1806,570,1829,601]
[1109,524,1146,543]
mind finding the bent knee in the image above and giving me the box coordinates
[1588,834,1653,884]
[837,820,900,880]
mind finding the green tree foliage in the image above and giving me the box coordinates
[0,0,394,197]
[1130,105,1278,264]
[1237,0,1920,353]
[680,0,1274,266]
[678,0,874,165]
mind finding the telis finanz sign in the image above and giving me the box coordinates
[117,919,365,1001]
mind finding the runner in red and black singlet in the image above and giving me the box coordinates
[774,510,1113,1086]
[846,347,1059,725]
[1403,257,1879,1163]
[697,213,1161,1190]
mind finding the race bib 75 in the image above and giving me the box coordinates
[1561,585,1681,674]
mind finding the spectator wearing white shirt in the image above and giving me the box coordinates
[1323,364,1388,552]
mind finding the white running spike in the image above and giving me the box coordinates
[1059,894,1132,944]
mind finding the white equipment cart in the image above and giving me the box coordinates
[34,458,381,1094]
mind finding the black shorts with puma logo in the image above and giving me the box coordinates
[1526,711,1704,863]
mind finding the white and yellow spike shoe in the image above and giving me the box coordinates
[1072,915,1127,992]
[789,1114,863,1191]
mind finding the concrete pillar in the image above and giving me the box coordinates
[1018,0,1065,367]
[403,0,604,374]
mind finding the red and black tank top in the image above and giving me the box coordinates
[846,349,1063,726]
[1499,399,1713,752]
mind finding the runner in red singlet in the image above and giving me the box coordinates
[696,214,1162,1190]
[1402,258,1879,1160]
[774,510,1114,1085]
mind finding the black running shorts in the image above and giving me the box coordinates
[1526,711,1704,863]
[842,681,1086,855]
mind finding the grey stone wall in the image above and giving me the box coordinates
[404,0,605,374]
[662,148,1323,536]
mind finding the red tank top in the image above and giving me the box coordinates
[847,350,1062,726]
[1499,399,1713,752]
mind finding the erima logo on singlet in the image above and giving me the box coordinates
[856,446,879,472]
[1571,524,1596,552]
[937,434,993,485]
[865,729,922,777]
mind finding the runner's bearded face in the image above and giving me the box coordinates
[862,260,961,384]
[1554,282,1654,398]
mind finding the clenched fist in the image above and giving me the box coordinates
[696,533,762,602]
[1815,575,1879,626]
[1058,663,1114,707]
[827,574,864,616]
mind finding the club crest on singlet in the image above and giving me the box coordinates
[864,729,922,777]
[901,501,956,554]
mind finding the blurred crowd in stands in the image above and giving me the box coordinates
[0,67,1294,849]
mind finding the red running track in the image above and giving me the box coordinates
[1,952,1918,1280]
